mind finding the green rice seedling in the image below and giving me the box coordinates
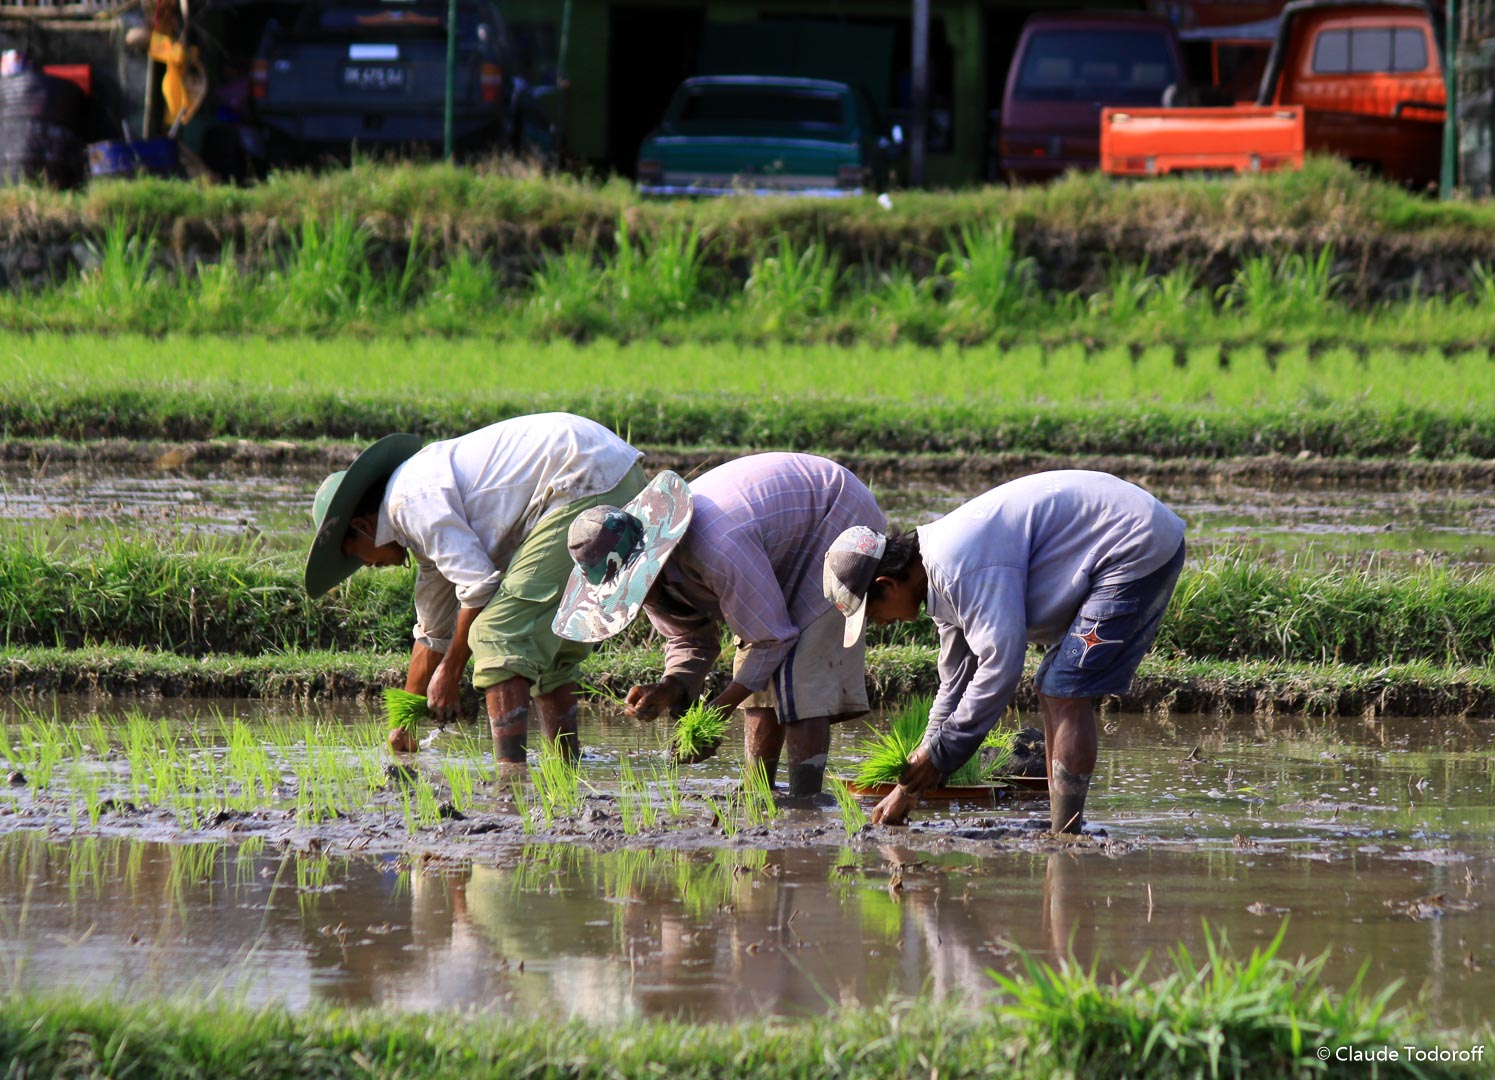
[277,211,378,323]
[670,702,728,764]
[827,776,869,838]
[73,219,162,326]
[651,761,685,818]
[945,220,1036,325]
[744,237,844,328]
[382,688,427,733]
[741,762,778,826]
[851,696,930,788]
[702,793,741,838]
[441,757,476,816]
[977,722,1023,781]
[531,742,587,824]
[1089,259,1157,324]
[508,780,537,835]
[420,247,497,331]
[528,245,605,335]
[607,217,708,320]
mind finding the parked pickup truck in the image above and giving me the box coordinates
[1100,0,1445,187]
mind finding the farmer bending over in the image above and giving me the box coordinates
[304,413,646,763]
[822,471,1185,833]
[554,453,886,796]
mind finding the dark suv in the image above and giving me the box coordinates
[251,0,513,160]
[996,12,1183,182]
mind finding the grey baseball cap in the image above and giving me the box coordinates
[822,525,887,647]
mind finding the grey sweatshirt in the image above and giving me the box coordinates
[917,471,1186,775]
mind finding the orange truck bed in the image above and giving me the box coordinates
[1100,105,1305,176]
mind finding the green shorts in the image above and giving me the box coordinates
[469,463,647,695]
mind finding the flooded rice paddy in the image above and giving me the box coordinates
[1,700,1491,1026]
[3,460,1493,565]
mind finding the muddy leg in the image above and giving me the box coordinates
[486,676,532,766]
[785,717,831,796]
[535,682,581,765]
[1038,693,1097,835]
[744,708,784,789]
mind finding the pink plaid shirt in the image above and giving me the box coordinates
[643,453,885,697]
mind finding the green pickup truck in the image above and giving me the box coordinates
[636,76,901,197]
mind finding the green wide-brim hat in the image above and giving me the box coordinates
[304,432,422,598]
[552,471,693,643]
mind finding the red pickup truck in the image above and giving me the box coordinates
[1101,0,1446,187]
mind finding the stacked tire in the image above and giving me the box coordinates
[0,71,87,188]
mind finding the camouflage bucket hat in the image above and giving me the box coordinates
[304,432,422,599]
[823,525,887,648]
[552,471,693,643]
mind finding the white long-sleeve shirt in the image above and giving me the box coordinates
[918,471,1186,774]
[373,413,642,651]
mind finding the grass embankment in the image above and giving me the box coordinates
[1,925,1486,1079]
[5,544,1495,715]
[6,184,1495,347]
[5,334,1494,457]
[5,541,1492,665]
[8,644,1492,718]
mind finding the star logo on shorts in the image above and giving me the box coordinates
[1072,623,1123,664]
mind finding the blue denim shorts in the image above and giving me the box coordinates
[1034,541,1185,700]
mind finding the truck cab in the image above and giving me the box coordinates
[1101,0,1445,187]
[1271,1,1445,184]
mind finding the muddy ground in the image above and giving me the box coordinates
[9,438,1495,488]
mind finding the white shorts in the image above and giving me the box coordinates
[734,605,869,725]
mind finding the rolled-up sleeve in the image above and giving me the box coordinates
[393,488,504,610]
[922,565,1029,776]
[411,557,460,652]
[644,605,723,701]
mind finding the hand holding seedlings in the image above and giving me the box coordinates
[383,688,427,753]
[625,677,687,721]
[671,702,730,764]
[871,747,940,826]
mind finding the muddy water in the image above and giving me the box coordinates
[1,700,1492,1026]
[3,462,1492,564]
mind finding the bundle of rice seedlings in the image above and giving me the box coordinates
[383,688,427,732]
[670,702,728,763]
[851,696,1002,787]
[851,695,929,787]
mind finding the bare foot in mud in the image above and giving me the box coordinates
[388,727,419,754]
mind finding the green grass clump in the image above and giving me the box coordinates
[670,702,728,763]
[382,688,427,732]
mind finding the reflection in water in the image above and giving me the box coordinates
[1,832,1492,1027]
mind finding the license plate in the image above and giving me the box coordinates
[342,64,409,92]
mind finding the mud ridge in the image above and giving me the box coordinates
[6,439,1495,488]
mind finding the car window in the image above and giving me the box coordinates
[1312,27,1428,73]
[676,87,848,131]
[1012,29,1178,103]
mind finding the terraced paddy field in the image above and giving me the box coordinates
[3,164,1494,1072]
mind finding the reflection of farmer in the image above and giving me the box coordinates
[823,471,1185,832]
[555,453,886,795]
[303,414,645,762]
